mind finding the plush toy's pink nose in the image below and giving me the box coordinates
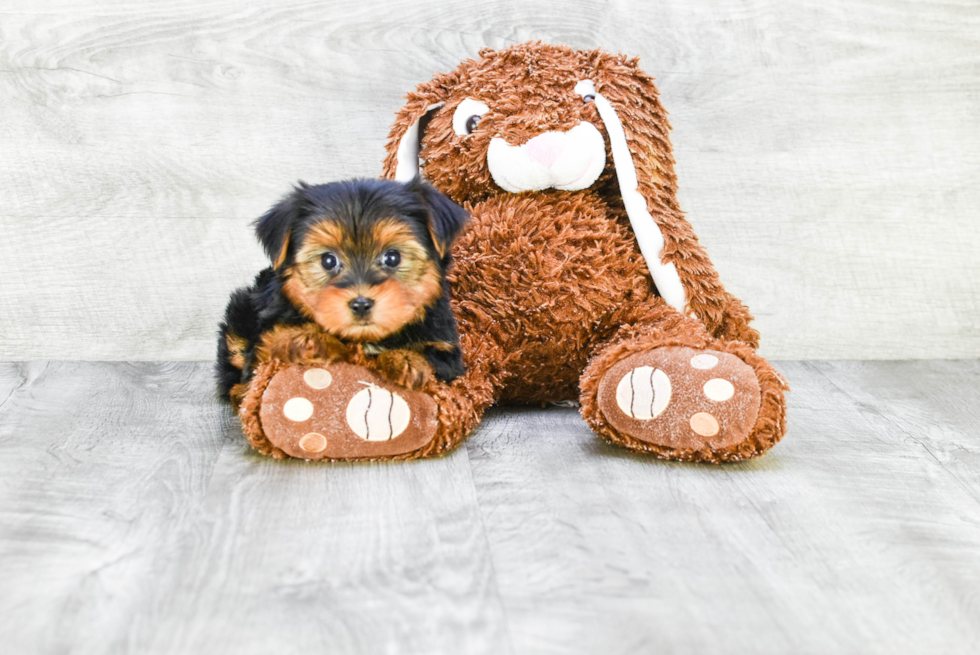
[524,132,566,168]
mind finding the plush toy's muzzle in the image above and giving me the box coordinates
[486,122,607,192]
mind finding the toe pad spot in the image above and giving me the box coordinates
[303,368,333,389]
[690,412,720,437]
[283,397,314,422]
[299,432,327,453]
[704,378,735,402]
[690,354,718,369]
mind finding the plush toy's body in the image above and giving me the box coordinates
[236,42,787,463]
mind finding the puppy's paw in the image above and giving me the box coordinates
[373,349,434,391]
[259,324,349,366]
[229,382,249,410]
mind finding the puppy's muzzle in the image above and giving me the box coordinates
[348,296,374,319]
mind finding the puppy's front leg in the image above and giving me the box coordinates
[372,349,435,391]
[257,323,349,366]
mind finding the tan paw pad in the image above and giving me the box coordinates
[597,346,762,451]
[258,363,439,460]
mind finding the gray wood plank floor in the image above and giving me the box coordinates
[1,361,978,654]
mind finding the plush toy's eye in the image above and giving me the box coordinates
[453,97,490,137]
[381,250,401,268]
[582,94,595,103]
[321,252,339,271]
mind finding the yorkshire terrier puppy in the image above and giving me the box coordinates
[216,178,469,404]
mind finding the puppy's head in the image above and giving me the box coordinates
[256,178,468,342]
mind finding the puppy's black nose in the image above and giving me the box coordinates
[348,296,374,318]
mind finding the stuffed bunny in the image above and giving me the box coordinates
[236,42,787,463]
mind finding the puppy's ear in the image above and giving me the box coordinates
[410,178,469,259]
[255,185,305,269]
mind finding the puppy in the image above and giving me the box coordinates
[216,178,469,405]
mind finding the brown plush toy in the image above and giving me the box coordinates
[239,42,788,463]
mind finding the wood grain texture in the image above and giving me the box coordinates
[0,362,509,655]
[0,0,978,360]
[1,361,979,654]
[466,361,980,654]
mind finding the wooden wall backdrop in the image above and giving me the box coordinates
[0,0,977,360]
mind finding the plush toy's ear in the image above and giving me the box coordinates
[254,184,305,269]
[382,76,455,181]
[585,55,759,346]
[573,75,688,314]
[409,177,469,259]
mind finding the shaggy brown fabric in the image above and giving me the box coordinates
[238,342,491,462]
[239,358,289,459]
[376,42,787,463]
[240,42,788,464]
[381,43,759,345]
[255,323,350,366]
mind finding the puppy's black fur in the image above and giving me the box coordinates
[216,178,468,399]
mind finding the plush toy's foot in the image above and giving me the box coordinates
[241,361,439,460]
[594,346,764,459]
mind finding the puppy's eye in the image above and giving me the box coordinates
[381,250,401,268]
[452,97,490,137]
[582,94,595,103]
[321,252,339,271]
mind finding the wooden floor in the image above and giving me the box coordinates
[1,361,978,654]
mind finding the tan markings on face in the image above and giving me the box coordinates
[309,285,363,337]
[350,270,442,340]
[372,219,416,250]
[289,221,348,288]
[281,219,352,322]
[282,218,442,342]
[371,218,433,281]
[281,276,318,321]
